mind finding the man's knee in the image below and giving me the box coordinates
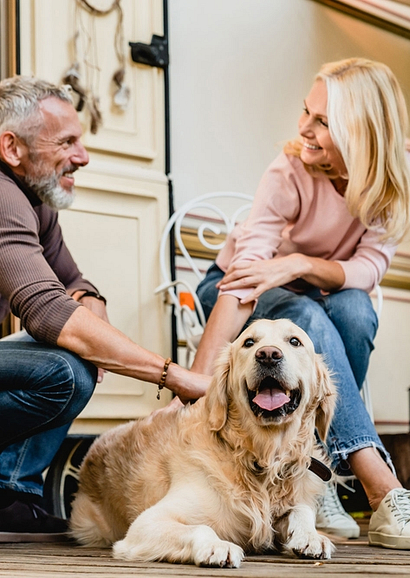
[55,351,97,417]
[23,346,96,423]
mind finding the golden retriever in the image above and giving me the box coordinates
[70,318,337,567]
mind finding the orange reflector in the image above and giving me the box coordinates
[179,292,195,310]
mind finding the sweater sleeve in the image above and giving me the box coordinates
[336,227,397,293]
[216,153,300,300]
[0,179,84,344]
[230,153,301,266]
[37,204,99,295]
[216,153,396,297]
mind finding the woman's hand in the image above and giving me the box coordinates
[217,254,309,304]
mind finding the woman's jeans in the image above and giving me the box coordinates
[0,331,97,497]
[197,264,393,474]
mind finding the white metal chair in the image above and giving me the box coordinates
[155,192,253,367]
[361,284,383,423]
[155,190,381,421]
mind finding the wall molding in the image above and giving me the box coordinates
[177,226,410,292]
[311,0,410,39]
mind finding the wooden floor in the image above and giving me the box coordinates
[1,519,410,578]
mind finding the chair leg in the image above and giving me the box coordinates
[362,377,374,423]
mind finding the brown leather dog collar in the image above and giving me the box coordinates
[252,456,332,481]
[308,457,332,482]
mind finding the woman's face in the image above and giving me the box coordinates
[298,80,346,177]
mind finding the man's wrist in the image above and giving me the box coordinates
[156,357,172,400]
[73,290,107,305]
[164,361,187,398]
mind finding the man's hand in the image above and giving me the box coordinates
[174,371,211,405]
[166,365,211,404]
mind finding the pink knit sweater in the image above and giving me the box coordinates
[216,152,396,295]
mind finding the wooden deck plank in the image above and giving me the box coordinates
[1,539,410,578]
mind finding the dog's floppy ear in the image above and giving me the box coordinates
[205,343,232,431]
[314,354,337,442]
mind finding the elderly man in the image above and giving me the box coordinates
[0,76,209,542]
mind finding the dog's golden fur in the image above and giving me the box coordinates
[70,319,337,567]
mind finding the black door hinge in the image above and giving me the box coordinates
[129,34,169,69]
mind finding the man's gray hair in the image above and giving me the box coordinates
[0,76,73,145]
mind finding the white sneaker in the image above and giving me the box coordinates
[369,488,410,549]
[316,482,360,539]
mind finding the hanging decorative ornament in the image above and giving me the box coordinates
[62,59,87,112]
[112,68,130,111]
[88,94,103,134]
[63,0,130,134]
[111,0,130,111]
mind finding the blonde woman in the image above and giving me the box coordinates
[192,58,410,549]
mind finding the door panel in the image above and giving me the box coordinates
[18,0,172,430]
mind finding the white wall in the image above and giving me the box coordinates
[169,0,410,205]
[169,0,410,431]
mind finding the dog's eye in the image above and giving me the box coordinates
[243,338,255,348]
[289,337,302,347]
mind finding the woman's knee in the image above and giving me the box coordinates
[254,290,327,333]
[326,289,378,339]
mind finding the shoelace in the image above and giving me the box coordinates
[319,483,347,517]
[386,489,410,527]
[28,503,49,521]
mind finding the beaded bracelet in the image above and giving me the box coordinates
[157,357,172,400]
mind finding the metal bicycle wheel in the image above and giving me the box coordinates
[43,435,97,519]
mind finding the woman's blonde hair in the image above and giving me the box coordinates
[286,57,410,243]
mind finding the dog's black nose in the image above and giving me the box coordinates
[255,346,283,366]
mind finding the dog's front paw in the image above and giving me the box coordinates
[287,530,334,560]
[113,538,142,561]
[193,539,244,568]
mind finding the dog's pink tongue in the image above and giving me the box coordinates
[253,388,290,411]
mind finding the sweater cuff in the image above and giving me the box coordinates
[218,288,258,312]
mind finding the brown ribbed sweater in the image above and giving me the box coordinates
[0,166,98,344]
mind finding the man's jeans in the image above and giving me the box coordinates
[0,331,97,497]
[197,263,393,474]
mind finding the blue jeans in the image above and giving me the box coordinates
[0,331,97,497]
[197,264,393,474]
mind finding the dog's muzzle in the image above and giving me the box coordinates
[247,346,301,421]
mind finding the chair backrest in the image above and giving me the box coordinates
[155,192,253,364]
[155,192,384,386]
[361,284,383,422]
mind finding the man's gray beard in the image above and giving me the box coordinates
[24,170,75,210]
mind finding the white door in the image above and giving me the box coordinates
[18,0,173,433]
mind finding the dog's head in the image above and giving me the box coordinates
[206,319,336,441]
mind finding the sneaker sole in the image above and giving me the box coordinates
[316,526,360,539]
[0,531,69,543]
[368,531,410,550]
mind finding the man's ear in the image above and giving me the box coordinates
[0,131,26,168]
